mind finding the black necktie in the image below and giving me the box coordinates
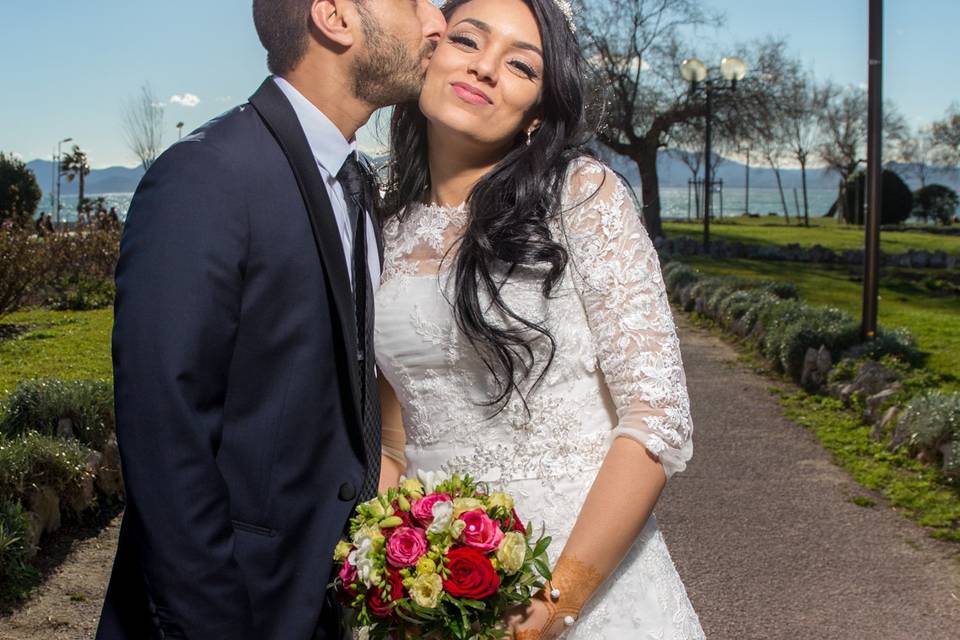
[337,155,381,502]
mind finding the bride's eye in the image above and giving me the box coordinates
[449,34,478,49]
[509,60,538,80]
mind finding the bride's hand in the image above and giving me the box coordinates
[506,598,565,640]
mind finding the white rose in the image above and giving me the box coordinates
[427,499,455,534]
[348,537,378,587]
[417,469,449,494]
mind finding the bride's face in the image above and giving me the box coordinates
[419,0,544,148]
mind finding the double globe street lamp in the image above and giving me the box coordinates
[680,56,748,251]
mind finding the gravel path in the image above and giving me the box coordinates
[1,315,958,639]
[657,314,960,639]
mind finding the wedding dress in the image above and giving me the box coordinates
[374,159,705,639]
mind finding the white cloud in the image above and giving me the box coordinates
[170,93,201,107]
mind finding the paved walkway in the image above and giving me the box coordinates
[658,315,960,639]
[2,316,959,639]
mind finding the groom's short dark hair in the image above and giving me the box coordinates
[252,0,315,75]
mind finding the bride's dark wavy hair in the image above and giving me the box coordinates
[383,0,597,413]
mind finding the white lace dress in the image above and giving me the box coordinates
[374,159,704,639]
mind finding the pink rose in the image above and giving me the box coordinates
[338,559,357,585]
[386,527,429,568]
[411,493,452,526]
[459,509,505,553]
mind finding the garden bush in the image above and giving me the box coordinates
[895,391,960,466]
[39,228,120,311]
[0,379,114,450]
[0,432,94,504]
[0,226,45,320]
[0,499,36,604]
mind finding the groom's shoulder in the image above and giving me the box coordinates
[147,103,273,182]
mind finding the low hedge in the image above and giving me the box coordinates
[661,261,919,383]
[896,391,960,478]
[1,379,114,449]
[0,500,36,604]
[0,431,95,504]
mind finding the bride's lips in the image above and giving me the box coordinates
[451,82,493,106]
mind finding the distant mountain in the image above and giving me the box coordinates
[23,152,959,198]
[27,159,145,197]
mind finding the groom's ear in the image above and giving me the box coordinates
[310,0,359,49]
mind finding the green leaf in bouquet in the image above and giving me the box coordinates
[532,536,552,559]
[534,557,552,581]
[460,598,487,610]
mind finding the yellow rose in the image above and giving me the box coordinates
[496,532,527,575]
[409,573,444,609]
[453,497,485,518]
[333,540,352,562]
[401,478,425,498]
[488,492,514,511]
[416,557,437,576]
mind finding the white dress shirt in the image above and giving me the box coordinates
[273,76,380,291]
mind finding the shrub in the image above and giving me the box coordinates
[0,432,94,503]
[0,226,45,320]
[0,500,36,605]
[841,327,923,367]
[913,184,959,226]
[0,379,114,449]
[662,262,700,299]
[842,169,914,225]
[38,228,120,310]
[896,391,960,461]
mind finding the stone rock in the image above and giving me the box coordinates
[56,417,75,440]
[97,435,125,497]
[800,346,832,391]
[942,441,959,479]
[27,485,61,535]
[864,387,901,425]
[844,361,901,405]
[929,251,947,269]
[23,511,43,559]
[871,405,901,442]
[66,451,101,514]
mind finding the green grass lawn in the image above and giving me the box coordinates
[0,308,113,400]
[664,216,960,255]
[682,256,960,386]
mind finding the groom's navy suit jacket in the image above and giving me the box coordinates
[97,79,377,640]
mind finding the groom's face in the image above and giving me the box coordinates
[351,0,446,107]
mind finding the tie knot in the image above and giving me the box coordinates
[337,154,367,201]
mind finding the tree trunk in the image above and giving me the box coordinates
[78,172,86,211]
[773,168,790,223]
[634,147,664,239]
[800,159,810,227]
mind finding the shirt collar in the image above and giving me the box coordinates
[272,76,357,177]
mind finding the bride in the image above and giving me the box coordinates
[374,0,704,637]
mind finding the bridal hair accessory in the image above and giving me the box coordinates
[553,0,577,33]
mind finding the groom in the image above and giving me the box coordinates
[96,1,444,639]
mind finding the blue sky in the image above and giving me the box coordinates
[1,0,957,168]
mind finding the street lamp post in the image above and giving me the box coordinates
[681,56,748,252]
[55,137,73,228]
[862,0,883,341]
[177,122,185,140]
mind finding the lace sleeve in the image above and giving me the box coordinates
[562,160,693,477]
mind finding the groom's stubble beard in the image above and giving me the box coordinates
[351,7,434,107]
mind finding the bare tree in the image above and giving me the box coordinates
[931,103,960,170]
[782,74,826,225]
[757,130,792,223]
[898,125,942,188]
[123,84,165,171]
[577,0,795,238]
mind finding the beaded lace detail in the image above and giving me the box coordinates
[374,159,703,638]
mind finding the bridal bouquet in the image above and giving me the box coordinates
[332,471,553,640]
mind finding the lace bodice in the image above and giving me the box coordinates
[375,158,694,480]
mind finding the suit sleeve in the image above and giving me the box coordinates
[112,141,255,638]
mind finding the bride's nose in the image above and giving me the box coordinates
[467,49,499,85]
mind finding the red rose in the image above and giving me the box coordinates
[367,569,405,619]
[442,547,501,600]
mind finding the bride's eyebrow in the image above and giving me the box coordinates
[451,17,543,58]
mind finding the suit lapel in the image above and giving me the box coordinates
[248,78,364,432]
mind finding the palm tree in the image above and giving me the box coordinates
[60,145,90,212]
